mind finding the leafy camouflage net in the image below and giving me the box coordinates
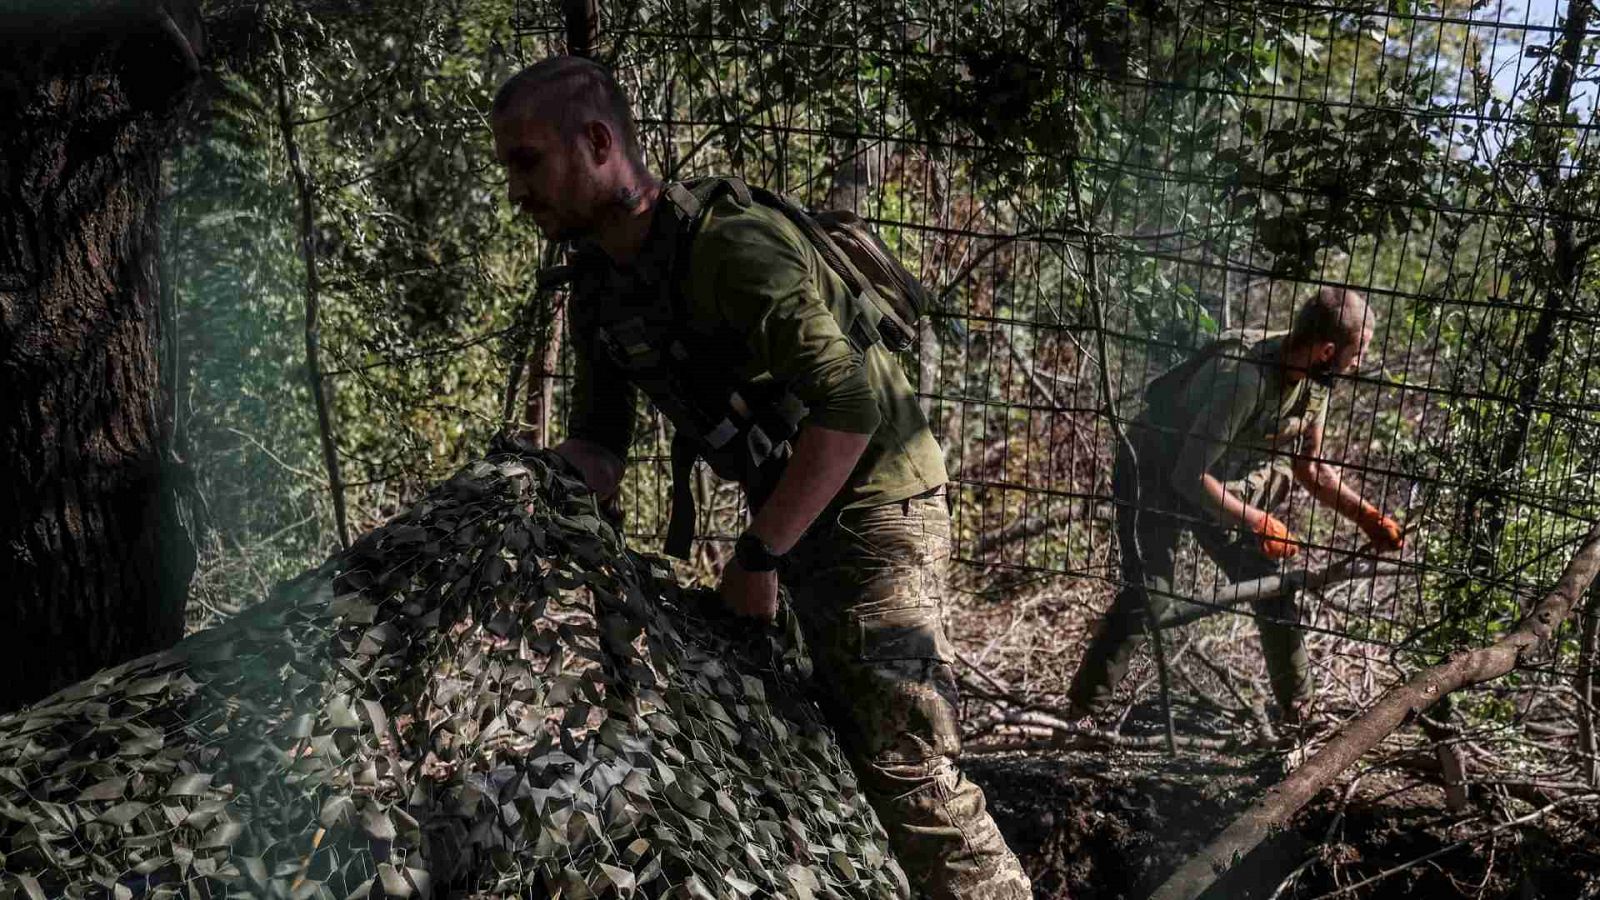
[0,450,901,898]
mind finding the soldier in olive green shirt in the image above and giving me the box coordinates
[1067,288,1405,729]
[564,190,948,515]
[491,58,1030,899]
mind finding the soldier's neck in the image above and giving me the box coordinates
[1278,340,1314,385]
[593,176,664,267]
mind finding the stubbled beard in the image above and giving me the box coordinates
[615,185,642,210]
[1309,358,1339,387]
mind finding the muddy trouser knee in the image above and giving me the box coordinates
[785,490,1031,900]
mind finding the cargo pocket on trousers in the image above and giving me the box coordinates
[859,607,945,661]
[855,607,962,761]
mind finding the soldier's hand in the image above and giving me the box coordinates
[1253,514,1299,559]
[1357,507,1405,553]
[718,559,779,622]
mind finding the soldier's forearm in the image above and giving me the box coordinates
[748,424,871,555]
[1296,461,1375,521]
[1192,472,1266,532]
[553,438,626,499]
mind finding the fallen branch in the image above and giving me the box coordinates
[965,709,1236,752]
[971,500,1092,557]
[1157,558,1408,629]
[1266,771,1370,900]
[1148,522,1600,900]
[1579,581,1599,786]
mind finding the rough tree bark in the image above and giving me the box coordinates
[0,3,201,713]
[1148,521,1600,900]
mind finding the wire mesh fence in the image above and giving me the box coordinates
[505,0,1600,761]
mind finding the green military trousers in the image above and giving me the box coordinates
[784,488,1032,900]
[1067,442,1314,718]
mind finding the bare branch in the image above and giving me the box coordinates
[1149,522,1600,900]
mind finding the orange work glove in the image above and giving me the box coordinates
[1356,503,1404,553]
[1253,514,1299,559]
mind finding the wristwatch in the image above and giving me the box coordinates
[734,531,783,573]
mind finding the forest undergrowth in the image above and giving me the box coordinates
[947,571,1600,898]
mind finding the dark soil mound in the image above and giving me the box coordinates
[968,750,1600,899]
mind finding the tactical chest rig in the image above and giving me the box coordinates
[562,177,922,560]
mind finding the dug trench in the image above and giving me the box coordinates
[967,747,1600,898]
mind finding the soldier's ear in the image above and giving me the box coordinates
[580,119,615,165]
[1315,340,1338,363]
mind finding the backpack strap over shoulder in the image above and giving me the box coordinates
[656,176,886,559]
[665,177,752,225]
[665,178,882,354]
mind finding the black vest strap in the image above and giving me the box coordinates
[666,433,700,560]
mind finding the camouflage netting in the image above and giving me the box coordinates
[0,450,902,898]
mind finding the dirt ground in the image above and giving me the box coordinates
[940,541,1600,900]
[964,746,1600,899]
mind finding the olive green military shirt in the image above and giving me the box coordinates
[567,188,948,512]
[1140,333,1328,508]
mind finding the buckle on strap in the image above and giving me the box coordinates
[665,182,701,220]
[747,425,775,467]
[703,418,740,450]
[847,314,880,354]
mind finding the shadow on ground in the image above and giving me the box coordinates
[967,747,1600,899]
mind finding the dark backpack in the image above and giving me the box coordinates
[672,176,930,352]
[1141,332,1253,418]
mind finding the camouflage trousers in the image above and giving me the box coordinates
[784,488,1032,900]
[1067,443,1313,717]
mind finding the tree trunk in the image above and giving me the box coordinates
[522,294,566,449]
[274,48,349,549]
[1463,0,1592,584]
[1580,581,1600,787]
[823,138,884,213]
[0,5,201,713]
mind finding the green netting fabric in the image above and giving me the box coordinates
[0,450,900,899]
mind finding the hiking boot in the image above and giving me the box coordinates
[1275,700,1336,768]
[1280,699,1334,735]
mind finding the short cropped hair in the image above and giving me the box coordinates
[491,56,643,165]
[1292,286,1372,349]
